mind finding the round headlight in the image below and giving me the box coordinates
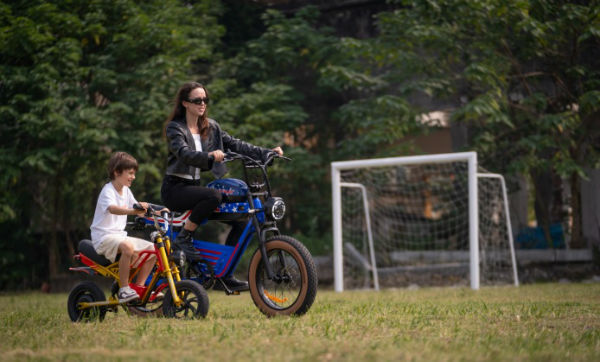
[265,197,286,220]
[272,199,286,220]
[150,231,160,242]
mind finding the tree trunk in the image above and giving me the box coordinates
[570,172,583,248]
[531,169,554,248]
[48,176,62,279]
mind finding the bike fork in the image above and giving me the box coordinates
[252,215,276,280]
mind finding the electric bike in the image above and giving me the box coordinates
[67,207,209,322]
[140,151,318,317]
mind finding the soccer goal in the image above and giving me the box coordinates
[331,152,519,291]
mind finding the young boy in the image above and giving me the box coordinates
[90,151,158,302]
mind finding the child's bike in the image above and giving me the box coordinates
[141,151,318,317]
[67,207,209,322]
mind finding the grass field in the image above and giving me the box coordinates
[1,283,599,361]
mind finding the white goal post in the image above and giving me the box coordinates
[331,152,519,291]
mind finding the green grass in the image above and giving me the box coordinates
[1,283,599,361]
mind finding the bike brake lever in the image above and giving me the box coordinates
[223,151,242,163]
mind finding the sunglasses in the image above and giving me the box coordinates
[187,97,210,105]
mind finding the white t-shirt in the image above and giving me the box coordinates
[90,182,138,248]
[192,134,202,180]
[172,134,202,180]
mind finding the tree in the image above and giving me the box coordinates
[0,0,224,288]
[207,7,422,251]
[354,0,600,247]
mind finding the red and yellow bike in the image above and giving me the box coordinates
[67,206,208,322]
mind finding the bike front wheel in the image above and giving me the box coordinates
[248,235,318,317]
[162,280,209,319]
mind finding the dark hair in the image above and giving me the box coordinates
[107,151,138,180]
[165,82,210,138]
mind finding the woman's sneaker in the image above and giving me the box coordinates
[118,286,140,303]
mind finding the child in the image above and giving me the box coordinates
[90,151,159,302]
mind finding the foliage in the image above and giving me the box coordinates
[3,0,598,287]
[208,7,422,248]
[0,0,224,286]
[360,0,600,245]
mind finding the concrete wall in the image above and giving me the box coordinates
[581,168,600,250]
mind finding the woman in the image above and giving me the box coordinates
[161,82,282,291]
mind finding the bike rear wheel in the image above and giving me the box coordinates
[248,235,317,317]
[162,280,209,319]
[67,281,107,322]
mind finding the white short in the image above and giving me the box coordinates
[96,235,154,267]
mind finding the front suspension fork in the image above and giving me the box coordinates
[156,238,182,306]
[252,215,286,282]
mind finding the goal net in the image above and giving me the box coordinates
[331,152,518,291]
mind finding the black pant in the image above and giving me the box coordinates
[161,176,244,246]
[161,176,222,226]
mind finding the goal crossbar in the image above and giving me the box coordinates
[332,152,479,291]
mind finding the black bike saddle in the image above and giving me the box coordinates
[77,239,114,267]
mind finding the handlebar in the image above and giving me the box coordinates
[222,151,291,166]
[133,203,170,233]
[133,203,168,217]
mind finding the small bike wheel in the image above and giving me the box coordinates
[128,284,166,318]
[111,281,165,317]
[67,281,107,322]
[162,280,209,319]
[248,235,318,317]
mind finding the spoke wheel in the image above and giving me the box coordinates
[111,281,165,317]
[248,235,317,317]
[128,284,166,318]
[67,281,107,322]
[162,280,209,319]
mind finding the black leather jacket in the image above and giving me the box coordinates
[165,117,270,179]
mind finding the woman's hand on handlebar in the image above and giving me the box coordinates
[272,146,283,156]
[209,150,225,162]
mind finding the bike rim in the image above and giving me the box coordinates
[75,294,98,321]
[171,288,200,318]
[256,249,303,310]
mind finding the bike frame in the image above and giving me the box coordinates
[142,197,268,280]
[70,213,184,309]
[140,153,285,288]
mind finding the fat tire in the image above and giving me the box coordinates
[162,280,209,319]
[67,281,107,322]
[248,235,318,317]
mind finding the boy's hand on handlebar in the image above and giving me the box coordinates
[136,202,149,216]
[209,150,225,162]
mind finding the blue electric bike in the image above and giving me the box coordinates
[139,152,317,317]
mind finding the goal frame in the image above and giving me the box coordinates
[332,152,480,291]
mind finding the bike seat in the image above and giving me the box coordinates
[78,239,113,266]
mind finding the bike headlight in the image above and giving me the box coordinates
[150,231,160,242]
[265,197,286,220]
